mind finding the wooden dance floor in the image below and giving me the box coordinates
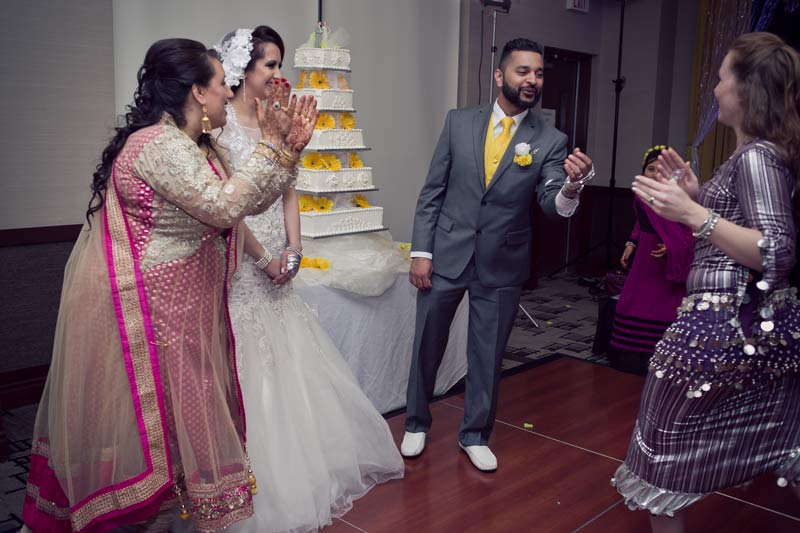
[325,357,800,532]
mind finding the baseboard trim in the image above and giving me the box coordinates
[0,224,82,246]
[0,364,49,410]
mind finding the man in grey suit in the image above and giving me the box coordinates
[402,38,595,471]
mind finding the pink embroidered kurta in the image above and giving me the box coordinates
[23,118,294,533]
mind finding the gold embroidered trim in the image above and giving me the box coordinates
[186,471,254,532]
[26,483,71,521]
[69,172,172,531]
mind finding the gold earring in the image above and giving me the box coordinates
[201,104,212,134]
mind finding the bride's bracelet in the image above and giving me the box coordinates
[286,246,303,259]
[254,250,273,270]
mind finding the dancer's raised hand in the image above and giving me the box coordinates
[657,148,700,200]
[632,173,698,225]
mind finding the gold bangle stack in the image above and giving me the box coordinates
[257,139,279,155]
[253,142,278,161]
[276,148,300,170]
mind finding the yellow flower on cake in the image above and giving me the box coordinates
[398,242,411,261]
[298,195,316,212]
[316,113,335,130]
[310,71,330,89]
[321,153,342,171]
[339,113,356,130]
[337,74,350,90]
[300,257,331,270]
[352,194,371,208]
[302,152,324,170]
[296,71,308,89]
[349,152,364,168]
[315,196,334,212]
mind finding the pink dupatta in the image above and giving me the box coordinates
[23,153,249,532]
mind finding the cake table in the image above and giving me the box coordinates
[294,231,468,413]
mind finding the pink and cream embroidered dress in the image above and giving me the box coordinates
[22,115,294,533]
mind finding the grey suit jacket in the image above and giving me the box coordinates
[411,105,570,288]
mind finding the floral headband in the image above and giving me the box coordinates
[642,144,668,167]
[214,28,254,87]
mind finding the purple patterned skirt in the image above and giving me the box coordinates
[613,288,800,515]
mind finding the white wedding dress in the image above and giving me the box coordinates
[218,107,404,533]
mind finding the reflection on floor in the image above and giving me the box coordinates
[329,358,800,532]
[0,274,610,531]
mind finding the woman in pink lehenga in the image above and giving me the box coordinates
[21,38,317,532]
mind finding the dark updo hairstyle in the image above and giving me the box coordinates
[86,38,219,223]
[229,25,285,94]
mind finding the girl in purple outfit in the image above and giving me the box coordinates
[609,147,694,375]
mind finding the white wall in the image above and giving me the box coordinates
[460,0,697,188]
[114,0,460,242]
[666,0,698,155]
[2,0,694,230]
[0,0,115,229]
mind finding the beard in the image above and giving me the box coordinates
[501,78,540,109]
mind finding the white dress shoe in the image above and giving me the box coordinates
[400,431,426,457]
[459,443,497,471]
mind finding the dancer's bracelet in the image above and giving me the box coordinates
[692,209,720,239]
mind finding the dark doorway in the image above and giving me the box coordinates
[527,47,592,286]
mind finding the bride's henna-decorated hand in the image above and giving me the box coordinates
[256,79,296,145]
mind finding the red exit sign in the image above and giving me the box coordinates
[566,0,589,13]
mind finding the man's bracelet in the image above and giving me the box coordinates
[561,166,596,196]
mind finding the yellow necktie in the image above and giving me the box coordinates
[484,116,514,187]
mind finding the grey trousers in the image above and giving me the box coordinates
[405,258,522,446]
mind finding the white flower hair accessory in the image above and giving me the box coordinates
[214,28,254,87]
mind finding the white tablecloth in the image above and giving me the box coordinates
[294,273,469,413]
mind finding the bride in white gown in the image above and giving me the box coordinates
[213,27,404,533]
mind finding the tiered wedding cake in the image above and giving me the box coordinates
[293,41,385,238]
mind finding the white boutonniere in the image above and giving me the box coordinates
[513,143,538,167]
